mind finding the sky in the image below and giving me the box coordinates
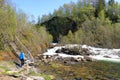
[11,0,120,22]
[11,0,78,22]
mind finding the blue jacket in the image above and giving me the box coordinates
[20,52,25,59]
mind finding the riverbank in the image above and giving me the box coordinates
[0,44,120,80]
[0,61,45,80]
[37,44,120,79]
[37,60,120,80]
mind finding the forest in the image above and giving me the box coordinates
[0,0,120,79]
[38,0,120,48]
[0,0,120,56]
[0,0,52,56]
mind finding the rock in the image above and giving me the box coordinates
[74,78,82,80]
[54,56,63,61]
[75,57,82,62]
[37,54,44,60]
[55,49,61,53]
[29,62,34,66]
[103,55,111,58]
[84,56,96,61]
[61,48,69,54]
[0,75,21,80]
[116,51,120,57]
[26,77,33,80]
[30,76,44,80]
[56,47,93,56]
[20,75,44,80]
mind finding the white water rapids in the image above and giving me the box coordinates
[43,44,120,62]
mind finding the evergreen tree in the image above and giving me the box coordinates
[107,0,120,23]
[37,16,41,26]
[108,0,115,6]
[95,0,106,18]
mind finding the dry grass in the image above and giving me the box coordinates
[0,52,16,61]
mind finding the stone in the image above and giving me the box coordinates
[103,55,111,58]
[55,49,61,53]
[84,56,95,61]
[26,77,33,80]
[30,76,44,80]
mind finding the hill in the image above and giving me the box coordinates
[41,16,77,42]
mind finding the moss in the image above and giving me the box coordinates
[38,60,120,80]
[28,71,54,80]
[0,66,10,74]
[28,71,41,76]
[0,66,10,72]
[41,74,54,80]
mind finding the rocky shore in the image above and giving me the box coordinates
[42,44,120,63]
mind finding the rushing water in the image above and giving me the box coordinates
[40,44,120,79]
[44,45,120,62]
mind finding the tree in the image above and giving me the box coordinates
[95,0,106,18]
[5,4,17,40]
[108,0,115,6]
[0,0,17,50]
[41,15,50,23]
[112,23,120,47]
[41,16,77,42]
[74,29,85,44]
[61,30,74,44]
[107,1,120,23]
[53,7,64,17]
[0,0,4,8]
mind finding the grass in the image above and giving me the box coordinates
[38,60,120,80]
[0,66,10,74]
[41,74,54,80]
[28,71,54,80]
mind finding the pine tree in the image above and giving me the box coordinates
[108,0,115,6]
[95,0,106,18]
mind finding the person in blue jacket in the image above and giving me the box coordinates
[19,52,25,67]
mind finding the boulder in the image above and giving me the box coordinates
[55,49,61,53]
[103,55,111,58]
[74,78,82,80]
[84,56,96,61]
[56,47,93,56]
[30,76,44,80]
[73,57,83,62]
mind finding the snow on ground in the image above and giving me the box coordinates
[43,44,120,62]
